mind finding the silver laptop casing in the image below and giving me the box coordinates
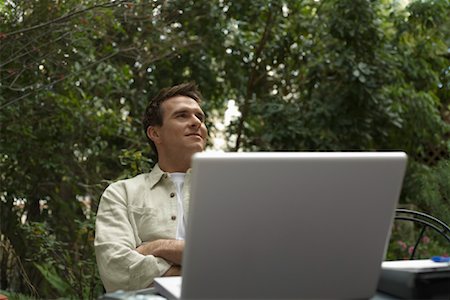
[182,152,407,299]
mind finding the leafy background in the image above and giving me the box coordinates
[1,0,449,298]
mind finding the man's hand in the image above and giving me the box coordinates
[163,265,182,277]
[136,239,184,265]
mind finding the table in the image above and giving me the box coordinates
[99,288,400,300]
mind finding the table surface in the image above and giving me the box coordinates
[100,287,400,300]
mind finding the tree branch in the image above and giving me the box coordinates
[1,31,72,68]
[4,0,128,37]
[0,48,130,110]
[233,8,277,151]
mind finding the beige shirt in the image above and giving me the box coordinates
[94,164,191,292]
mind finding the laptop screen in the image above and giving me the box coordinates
[180,152,407,299]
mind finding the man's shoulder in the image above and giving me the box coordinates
[110,173,150,188]
[104,164,163,193]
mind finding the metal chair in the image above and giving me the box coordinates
[394,208,450,259]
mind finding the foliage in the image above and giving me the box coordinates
[0,0,449,298]
[0,290,36,300]
[402,159,450,225]
[387,219,449,261]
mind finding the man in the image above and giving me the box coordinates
[95,82,208,292]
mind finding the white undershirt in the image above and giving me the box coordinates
[169,172,186,240]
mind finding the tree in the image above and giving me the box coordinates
[0,0,183,297]
[1,0,449,298]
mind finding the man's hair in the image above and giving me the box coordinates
[142,82,203,157]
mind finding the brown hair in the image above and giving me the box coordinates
[142,82,203,157]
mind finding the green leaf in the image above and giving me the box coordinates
[34,263,72,295]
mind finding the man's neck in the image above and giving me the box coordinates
[158,156,191,173]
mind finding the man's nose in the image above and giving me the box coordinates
[190,115,202,127]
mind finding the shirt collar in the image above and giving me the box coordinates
[148,164,166,189]
[148,163,192,189]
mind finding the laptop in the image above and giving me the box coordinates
[154,152,407,299]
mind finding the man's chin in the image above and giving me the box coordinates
[185,144,205,155]
[192,146,205,153]
[196,144,207,153]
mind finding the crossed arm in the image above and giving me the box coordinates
[136,239,184,276]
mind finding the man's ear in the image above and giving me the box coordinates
[147,126,161,144]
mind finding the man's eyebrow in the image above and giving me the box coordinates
[172,109,188,115]
[171,108,205,117]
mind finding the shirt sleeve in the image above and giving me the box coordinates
[94,181,172,292]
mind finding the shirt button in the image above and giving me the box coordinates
[171,215,176,220]
[170,192,175,198]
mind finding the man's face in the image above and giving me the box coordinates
[153,96,208,156]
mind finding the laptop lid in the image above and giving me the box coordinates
[181,152,407,299]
